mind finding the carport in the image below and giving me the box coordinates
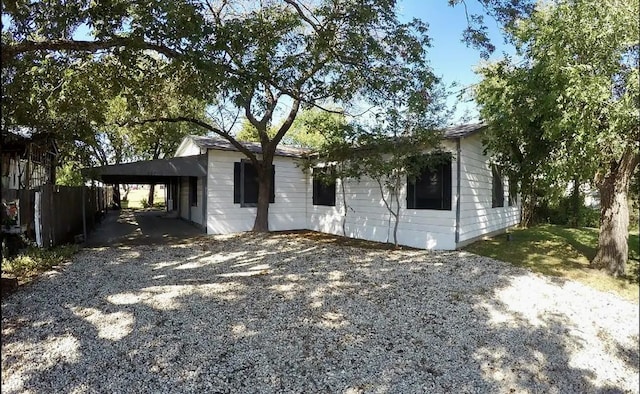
[84,155,208,227]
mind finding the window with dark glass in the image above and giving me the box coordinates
[189,177,198,206]
[406,159,452,210]
[492,164,505,208]
[312,168,336,206]
[233,161,275,207]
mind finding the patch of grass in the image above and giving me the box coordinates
[1,244,79,283]
[123,188,165,209]
[464,225,639,302]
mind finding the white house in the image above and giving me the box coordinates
[92,123,520,250]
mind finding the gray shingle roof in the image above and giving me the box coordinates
[442,123,487,139]
[189,135,310,158]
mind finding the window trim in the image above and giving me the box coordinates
[406,158,452,211]
[312,167,336,207]
[492,164,505,208]
[234,160,275,207]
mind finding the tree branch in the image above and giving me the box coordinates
[124,116,259,165]
[2,38,181,63]
[272,98,301,145]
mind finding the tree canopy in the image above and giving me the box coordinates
[2,0,539,232]
[475,0,639,276]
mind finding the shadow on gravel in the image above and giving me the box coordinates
[1,230,637,393]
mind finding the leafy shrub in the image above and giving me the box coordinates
[2,244,78,279]
[542,195,600,228]
[140,198,150,208]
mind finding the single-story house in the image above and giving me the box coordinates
[90,123,520,250]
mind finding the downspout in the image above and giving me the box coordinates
[455,138,461,246]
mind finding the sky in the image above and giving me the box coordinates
[397,0,516,123]
[2,1,516,126]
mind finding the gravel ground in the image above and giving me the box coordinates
[2,232,639,393]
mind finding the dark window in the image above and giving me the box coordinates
[312,168,336,206]
[508,176,517,206]
[407,159,452,210]
[492,165,504,208]
[189,177,198,206]
[233,161,275,206]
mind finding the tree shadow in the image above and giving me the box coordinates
[2,232,638,393]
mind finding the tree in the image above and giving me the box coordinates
[306,76,448,245]
[475,0,639,276]
[475,60,560,227]
[2,0,527,232]
[130,1,440,232]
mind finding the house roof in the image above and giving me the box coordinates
[188,135,310,158]
[84,154,207,184]
[442,123,487,139]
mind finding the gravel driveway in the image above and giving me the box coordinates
[2,231,638,393]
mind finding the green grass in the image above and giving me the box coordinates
[464,225,639,302]
[122,188,166,209]
[2,244,79,283]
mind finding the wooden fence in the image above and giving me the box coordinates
[2,185,112,247]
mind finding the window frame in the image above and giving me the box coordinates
[312,167,336,207]
[406,158,452,211]
[233,160,275,207]
[492,164,505,208]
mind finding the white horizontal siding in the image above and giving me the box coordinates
[179,177,189,220]
[206,150,307,234]
[457,133,520,244]
[175,137,203,157]
[307,142,458,250]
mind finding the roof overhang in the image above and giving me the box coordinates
[83,154,207,184]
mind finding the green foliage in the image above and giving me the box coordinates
[56,161,84,186]
[3,0,447,231]
[475,0,639,273]
[282,109,350,150]
[140,198,150,209]
[235,120,277,142]
[540,197,600,228]
[1,244,79,280]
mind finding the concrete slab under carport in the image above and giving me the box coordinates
[86,209,204,247]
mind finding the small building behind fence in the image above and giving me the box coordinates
[1,130,110,250]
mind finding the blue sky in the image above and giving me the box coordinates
[397,0,515,123]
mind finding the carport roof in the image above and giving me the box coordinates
[84,154,207,184]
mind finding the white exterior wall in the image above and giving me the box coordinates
[457,133,520,244]
[307,141,458,250]
[178,176,205,226]
[175,137,204,157]
[206,150,307,234]
[179,177,189,220]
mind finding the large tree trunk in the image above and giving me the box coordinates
[148,184,155,206]
[520,182,536,227]
[590,147,639,276]
[252,160,272,232]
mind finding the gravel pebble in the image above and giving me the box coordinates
[2,232,638,393]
